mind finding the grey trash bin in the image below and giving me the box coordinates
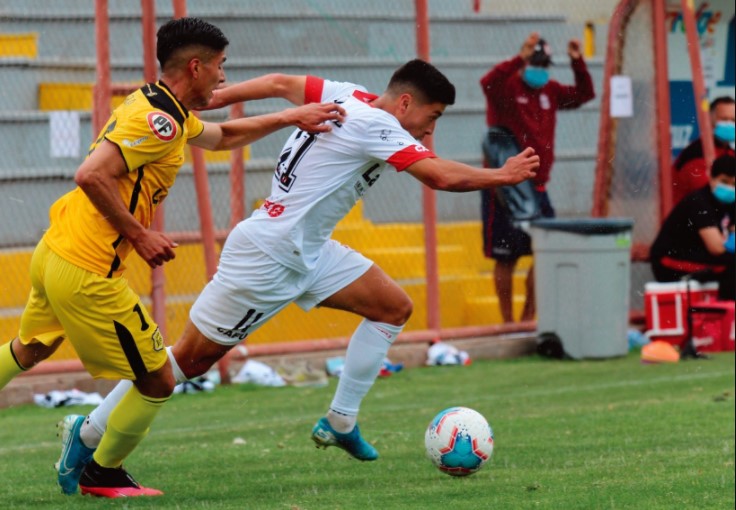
[530,218,634,360]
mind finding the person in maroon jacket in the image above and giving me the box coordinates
[480,31,595,323]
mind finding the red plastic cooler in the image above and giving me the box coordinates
[644,281,719,345]
[690,301,736,353]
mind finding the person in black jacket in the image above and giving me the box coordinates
[650,155,735,300]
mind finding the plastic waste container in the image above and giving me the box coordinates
[530,218,634,359]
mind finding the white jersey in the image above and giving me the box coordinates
[238,76,436,273]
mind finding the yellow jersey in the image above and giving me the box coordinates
[43,82,204,277]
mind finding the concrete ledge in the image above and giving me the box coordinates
[0,333,536,409]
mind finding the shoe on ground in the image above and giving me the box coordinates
[78,459,163,498]
[311,417,378,461]
[55,414,95,495]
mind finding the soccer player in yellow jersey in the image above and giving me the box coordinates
[0,17,344,497]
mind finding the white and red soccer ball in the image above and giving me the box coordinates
[424,406,494,476]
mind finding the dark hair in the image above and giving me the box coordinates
[710,96,735,112]
[156,17,229,70]
[711,155,735,178]
[387,59,456,106]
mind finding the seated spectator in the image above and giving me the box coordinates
[672,96,735,205]
[651,155,735,300]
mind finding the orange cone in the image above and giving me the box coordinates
[641,340,680,363]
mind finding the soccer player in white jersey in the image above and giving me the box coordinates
[58,59,538,480]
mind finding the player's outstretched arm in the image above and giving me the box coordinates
[405,147,539,191]
[203,74,309,110]
[190,102,346,151]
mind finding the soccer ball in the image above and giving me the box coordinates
[424,407,494,476]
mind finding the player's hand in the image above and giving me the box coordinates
[500,147,539,185]
[568,39,582,59]
[197,87,229,111]
[130,230,178,268]
[519,32,540,62]
[288,102,347,133]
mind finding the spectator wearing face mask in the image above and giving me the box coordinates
[479,32,595,323]
[651,154,735,301]
[672,96,735,206]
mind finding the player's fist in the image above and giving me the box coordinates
[131,230,178,268]
[519,32,541,62]
[501,147,539,185]
[568,39,582,59]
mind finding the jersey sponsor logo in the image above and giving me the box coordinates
[216,327,250,340]
[262,199,285,217]
[147,111,177,141]
[122,135,149,148]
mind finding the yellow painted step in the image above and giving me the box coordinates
[465,295,531,325]
[363,245,475,280]
[0,249,33,308]
[0,33,37,59]
[334,223,424,249]
[38,83,131,111]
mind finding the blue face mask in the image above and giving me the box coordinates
[522,67,549,89]
[713,182,735,204]
[714,121,735,143]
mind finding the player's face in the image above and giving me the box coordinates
[400,100,446,141]
[192,51,227,108]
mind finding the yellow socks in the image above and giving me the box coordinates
[93,385,169,468]
[0,341,26,390]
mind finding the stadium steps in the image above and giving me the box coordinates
[0,205,533,358]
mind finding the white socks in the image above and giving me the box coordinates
[83,346,187,445]
[328,319,402,432]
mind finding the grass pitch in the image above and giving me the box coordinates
[0,351,733,509]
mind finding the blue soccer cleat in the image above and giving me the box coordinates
[311,417,378,461]
[55,414,96,495]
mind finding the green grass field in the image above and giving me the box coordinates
[0,352,734,509]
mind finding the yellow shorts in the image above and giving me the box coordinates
[19,240,167,380]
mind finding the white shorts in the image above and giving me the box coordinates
[189,228,373,346]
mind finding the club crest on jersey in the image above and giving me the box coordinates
[147,111,177,141]
[539,93,551,110]
[151,327,164,351]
